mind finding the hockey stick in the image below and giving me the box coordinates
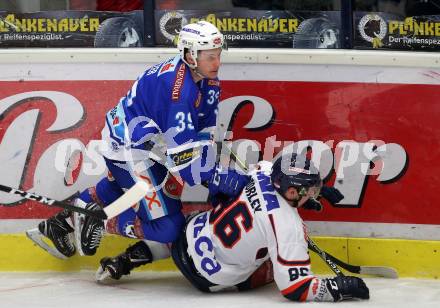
[223,147,346,276]
[224,147,398,278]
[219,141,249,172]
[307,235,344,277]
[0,181,149,220]
[307,237,398,278]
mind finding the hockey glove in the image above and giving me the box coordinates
[325,276,369,301]
[302,198,323,211]
[320,186,344,205]
[208,165,250,200]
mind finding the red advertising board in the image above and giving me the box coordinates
[0,79,438,225]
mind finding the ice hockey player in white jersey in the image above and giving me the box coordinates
[96,153,369,302]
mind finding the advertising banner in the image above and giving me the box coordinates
[355,12,440,50]
[0,10,143,47]
[0,76,439,226]
[155,10,341,48]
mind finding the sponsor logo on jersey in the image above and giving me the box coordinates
[157,56,180,77]
[192,213,222,275]
[194,92,202,108]
[207,79,220,87]
[172,63,186,101]
[159,62,175,74]
[109,105,118,119]
[146,63,161,76]
[136,174,165,219]
[164,175,183,199]
[170,147,200,166]
[111,116,126,143]
[316,280,330,301]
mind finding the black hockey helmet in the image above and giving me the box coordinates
[271,153,322,199]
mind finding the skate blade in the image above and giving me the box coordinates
[25,228,68,260]
[95,266,112,282]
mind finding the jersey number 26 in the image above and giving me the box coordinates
[210,201,253,248]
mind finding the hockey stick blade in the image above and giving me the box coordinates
[320,248,398,278]
[308,240,398,278]
[0,184,107,219]
[358,266,398,278]
[222,143,249,172]
[102,181,150,219]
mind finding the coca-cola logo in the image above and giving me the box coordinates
[0,91,407,209]
[0,91,104,205]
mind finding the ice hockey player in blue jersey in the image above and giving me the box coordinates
[26,21,249,260]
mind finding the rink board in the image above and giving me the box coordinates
[1,49,440,279]
[0,234,438,279]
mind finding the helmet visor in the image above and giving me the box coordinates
[298,179,322,200]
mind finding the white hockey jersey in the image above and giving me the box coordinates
[185,164,334,301]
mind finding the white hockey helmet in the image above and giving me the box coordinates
[177,21,225,69]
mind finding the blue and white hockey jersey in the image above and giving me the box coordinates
[100,56,220,185]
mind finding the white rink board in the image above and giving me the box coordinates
[0,48,440,84]
[1,48,440,239]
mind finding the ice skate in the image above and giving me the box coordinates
[26,209,75,259]
[74,201,105,256]
[96,241,152,282]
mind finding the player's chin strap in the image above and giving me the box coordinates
[192,67,208,80]
[183,57,207,80]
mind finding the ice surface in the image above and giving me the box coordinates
[1,272,439,308]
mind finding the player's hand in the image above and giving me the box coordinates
[325,276,369,301]
[320,186,344,205]
[302,198,323,211]
[208,165,250,199]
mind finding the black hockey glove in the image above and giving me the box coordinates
[325,276,369,301]
[302,198,323,211]
[320,186,344,205]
